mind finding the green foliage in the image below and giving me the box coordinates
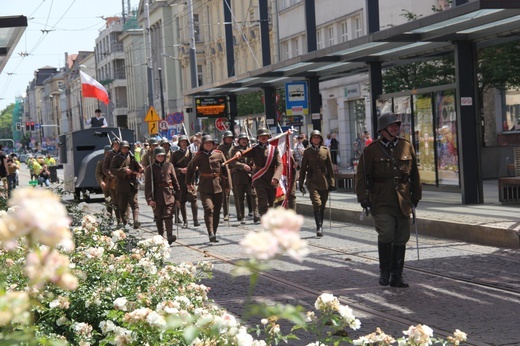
[478,41,520,92]
[0,103,15,140]
[237,91,265,116]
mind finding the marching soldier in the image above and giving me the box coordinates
[103,139,122,224]
[160,138,174,161]
[110,141,144,228]
[356,113,421,288]
[141,138,159,170]
[145,147,180,245]
[228,132,259,224]
[170,134,200,228]
[96,145,114,223]
[217,130,234,222]
[298,130,335,237]
[186,135,231,243]
[234,128,282,216]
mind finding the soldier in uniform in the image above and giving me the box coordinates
[186,135,231,243]
[170,134,200,228]
[298,130,335,237]
[217,130,234,222]
[95,145,114,223]
[110,141,144,228]
[141,138,159,170]
[145,147,180,245]
[103,139,122,224]
[229,132,259,224]
[160,138,174,161]
[234,128,283,216]
[356,113,421,288]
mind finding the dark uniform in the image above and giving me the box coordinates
[110,141,143,228]
[298,130,335,237]
[217,130,234,222]
[141,138,159,171]
[186,136,231,242]
[145,147,180,245]
[170,135,200,228]
[103,140,122,223]
[95,145,114,221]
[356,113,421,288]
[228,133,259,224]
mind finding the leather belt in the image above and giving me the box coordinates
[200,172,221,177]
[372,176,409,184]
[159,182,173,188]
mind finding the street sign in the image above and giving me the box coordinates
[195,97,227,118]
[159,120,169,131]
[215,118,229,131]
[285,81,308,115]
[148,121,158,135]
[144,106,161,122]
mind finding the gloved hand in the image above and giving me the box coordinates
[360,199,371,209]
[299,186,306,194]
[328,185,336,192]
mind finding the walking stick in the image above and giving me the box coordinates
[176,204,180,238]
[412,206,419,261]
[329,191,332,230]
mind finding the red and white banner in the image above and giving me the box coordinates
[269,130,294,208]
[80,70,109,105]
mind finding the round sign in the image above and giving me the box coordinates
[215,118,229,131]
[159,120,169,131]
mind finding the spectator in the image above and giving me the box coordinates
[0,144,7,193]
[324,133,332,148]
[330,133,339,172]
[364,131,373,146]
[38,164,51,187]
[301,133,309,148]
[6,157,19,197]
[45,153,56,166]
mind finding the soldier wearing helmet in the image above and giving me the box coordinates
[228,132,259,224]
[186,135,231,243]
[298,129,335,237]
[145,146,181,245]
[102,138,122,223]
[170,134,200,228]
[159,138,173,161]
[110,140,144,228]
[233,127,283,216]
[218,130,235,222]
[355,112,421,288]
[141,138,159,170]
[95,145,115,223]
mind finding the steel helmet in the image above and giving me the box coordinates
[153,146,166,157]
[256,127,270,137]
[310,129,323,144]
[202,135,216,144]
[377,113,401,132]
[120,141,130,148]
[147,138,158,146]
[178,135,189,143]
[104,145,112,153]
[222,130,234,138]
[160,138,171,146]
[237,132,249,140]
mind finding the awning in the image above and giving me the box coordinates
[185,0,520,97]
[0,15,28,74]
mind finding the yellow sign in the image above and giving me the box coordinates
[144,106,161,122]
[148,121,158,135]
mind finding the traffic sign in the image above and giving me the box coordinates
[159,120,169,131]
[215,118,229,131]
[144,106,161,122]
[148,121,158,135]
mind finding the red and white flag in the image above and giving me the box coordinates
[80,70,109,105]
[269,130,294,208]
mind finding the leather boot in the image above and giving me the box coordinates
[206,215,218,242]
[191,202,200,227]
[155,220,165,237]
[390,244,409,288]
[314,211,323,237]
[378,242,392,286]
[180,204,188,228]
[133,209,141,229]
[175,208,182,224]
[165,218,176,245]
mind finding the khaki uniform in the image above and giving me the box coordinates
[110,152,142,226]
[170,148,200,227]
[242,144,283,215]
[186,149,231,241]
[95,159,113,217]
[145,161,180,240]
[299,145,335,212]
[103,150,121,222]
[217,142,233,220]
[229,145,258,222]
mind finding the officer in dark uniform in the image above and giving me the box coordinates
[217,130,234,222]
[145,147,180,245]
[110,141,143,228]
[103,139,122,223]
[298,130,335,237]
[356,113,422,288]
[95,145,114,223]
[229,132,259,224]
[186,135,231,243]
[234,128,283,216]
[170,135,200,228]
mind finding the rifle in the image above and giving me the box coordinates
[222,145,256,166]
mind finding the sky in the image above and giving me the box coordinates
[0,0,130,112]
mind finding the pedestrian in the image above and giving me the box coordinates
[110,141,144,228]
[228,132,259,224]
[145,146,181,245]
[186,135,231,243]
[234,128,283,216]
[324,133,332,148]
[0,144,8,193]
[217,130,235,222]
[38,164,51,187]
[84,108,108,127]
[298,130,335,237]
[10,153,20,187]
[355,112,421,288]
[6,157,19,197]
[44,153,56,167]
[330,133,339,172]
[170,135,200,228]
[96,145,115,222]
[364,130,373,146]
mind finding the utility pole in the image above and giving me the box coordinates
[187,0,200,132]
[145,0,154,108]
[158,68,165,120]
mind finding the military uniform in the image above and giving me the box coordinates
[170,144,200,227]
[95,147,114,220]
[145,148,180,244]
[298,131,335,237]
[103,143,122,223]
[186,138,231,242]
[356,112,422,288]
[217,131,234,221]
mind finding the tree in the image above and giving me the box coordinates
[0,103,15,140]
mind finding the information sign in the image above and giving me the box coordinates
[195,97,227,118]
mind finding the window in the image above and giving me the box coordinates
[341,21,348,42]
[292,38,299,57]
[194,14,201,42]
[328,26,335,47]
[197,64,203,87]
[281,41,289,60]
[316,30,322,50]
[355,16,362,38]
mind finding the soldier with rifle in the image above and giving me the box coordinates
[356,113,421,288]
[217,130,235,222]
[170,134,200,228]
[110,141,144,228]
[145,146,180,245]
[103,138,122,224]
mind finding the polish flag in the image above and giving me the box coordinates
[80,70,109,105]
[269,130,294,208]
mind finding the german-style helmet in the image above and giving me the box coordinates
[104,145,112,153]
[377,113,401,132]
[222,130,234,138]
[153,147,166,157]
[310,129,323,143]
[147,138,158,146]
[120,141,130,148]
[256,127,270,137]
[160,138,171,146]
[237,132,249,140]
[202,135,216,144]
[178,135,189,143]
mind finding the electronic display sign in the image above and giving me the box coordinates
[195,97,227,118]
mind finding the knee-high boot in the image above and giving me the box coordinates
[378,242,392,286]
[180,204,188,228]
[390,244,409,288]
[164,218,176,245]
[191,202,200,227]
[133,209,141,229]
[314,210,323,237]
[155,219,165,237]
